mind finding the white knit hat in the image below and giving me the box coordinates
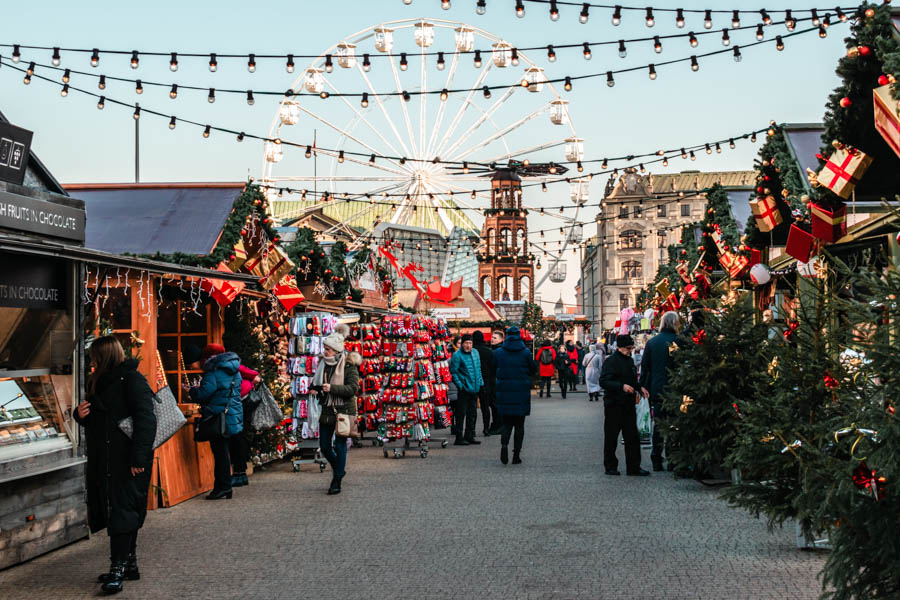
[323,323,350,352]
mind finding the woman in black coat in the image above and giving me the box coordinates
[493,326,537,464]
[75,336,156,594]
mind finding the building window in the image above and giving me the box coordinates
[618,204,629,218]
[657,231,667,248]
[620,230,642,249]
[158,294,210,403]
[633,205,642,218]
[622,260,642,281]
[619,293,630,309]
[657,204,667,217]
[681,204,691,217]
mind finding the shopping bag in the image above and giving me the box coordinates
[306,395,322,436]
[118,386,187,449]
[249,384,284,431]
[636,396,652,438]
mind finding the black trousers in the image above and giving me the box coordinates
[456,390,478,439]
[450,399,460,436]
[208,436,232,492]
[650,402,666,463]
[539,376,553,396]
[604,401,641,472]
[228,433,250,475]
[479,389,497,431]
[109,530,138,561]
[558,375,568,398]
[500,415,526,451]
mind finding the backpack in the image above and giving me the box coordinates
[539,348,554,365]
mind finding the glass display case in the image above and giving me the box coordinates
[0,376,72,462]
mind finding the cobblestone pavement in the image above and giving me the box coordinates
[1,390,828,599]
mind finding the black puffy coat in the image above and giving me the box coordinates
[74,359,156,535]
[598,350,639,407]
[472,331,497,395]
[494,333,537,417]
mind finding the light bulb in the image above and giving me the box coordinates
[705,144,712,155]
[606,71,614,87]
[247,53,256,72]
[320,90,329,99]
[400,52,408,70]
[690,55,699,71]
[286,54,294,73]
[731,10,740,28]
[750,132,757,143]
[776,36,784,51]
[476,0,486,15]
[305,145,312,158]
[721,29,730,46]
[760,9,771,25]
[441,0,450,8]
[361,92,369,108]
[579,2,588,23]
[810,8,820,26]
[784,10,795,30]
[703,10,712,29]
[515,0,524,17]
[203,125,211,138]
[653,36,662,53]
[169,84,178,99]
[618,40,627,58]
[369,154,376,165]
[689,151,696,161]
[563,76,572,91]
[729,138,735,149]
[483,85,491,99]
[208,53,217,71]
[645,7,654,27]
[675,8,685,28]
[610,5,622,26]
[680,148,687,159]
[715,143,722,153]
[246,90,255,105]
[133,105,140,120]
[135,79,143,94]
[208,88,215,103]
[97,96,105,109]
[474,50,482,68]
[733,46,742,62]
[324,54,333,73]
[61,68,70,83]
[51,47,60,66]
[547,45,556,62]
[169,52,178,71]
[12,44,20,63]
[511,48,519,66]
[98,75,106,90]
[583,42,592,60]
[130,51,139,69]
[436,51,445,70]
[402,90,411,102]
[440,88,448,101]
[60,84,69,97]
[338,150,344,163]
[549,0,559,21]
[756,25,764,41]
[689,32,698,47]
[90,48,99,67]
[237,132,245,142]
[836,8,847,22]
[648,64,657,80]
[818,25,827,38]
[362,53,371,71]
[169,116,176,129]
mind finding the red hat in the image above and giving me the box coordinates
[200,343,226,364]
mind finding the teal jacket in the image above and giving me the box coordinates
[190,351,243,436]
[449,348,483,394]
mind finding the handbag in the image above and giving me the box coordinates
[193,377,235,442]
[249,383,284,431]
[118,385,187,450]
[335,412,360,438]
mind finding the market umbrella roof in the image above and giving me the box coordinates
[65,182,244,256]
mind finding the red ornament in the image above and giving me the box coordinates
[783,320,799,341]
[229,254,236,261]
[851,461,886,501]
[240,228,247,236]
[273,236,280,243]
[878,74,890,86]
[858,45,871,56]
[840,97,852,108]
[254,199,261,206]
[823,372,840,389]
[691,329,706,345]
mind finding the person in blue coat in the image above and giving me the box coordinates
[639,311,681,471]
[188,344,243,499]
[493,326,537,465]
[449,333,483,446]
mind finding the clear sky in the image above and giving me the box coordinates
[1,1,852,308]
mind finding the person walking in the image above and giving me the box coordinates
[565,340,580,392]
[583,343,604,402]
[639,311,681,471]
[449,333,483,445]
[494,326,537,465]
[554,345,571,399]
[189,344,243,500]
[313,323,361,495]
[472,331,499,436]
[575,341,586,386]
[75,335,157,594]
[449,335,462,438]
[598,334,650,477]
[535,340,556,398]
[230,362,261,487]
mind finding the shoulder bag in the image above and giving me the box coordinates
[193,377,235,442]
[119,384,187,450]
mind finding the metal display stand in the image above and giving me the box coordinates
[291,439,328,473]
[382,434,449,459]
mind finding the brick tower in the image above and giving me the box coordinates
[477,168,534,303]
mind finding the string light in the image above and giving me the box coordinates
[130,51,139,69]
[26,61,35,76]
[441,0,450,9]
[653,36,662,53]
[818,25,827,38]
[549,0,560,21]
[731,10,740,28]
[133,105,140,119]
[721,29,730,46]
[90,48,99,67]
[207,87,215,103]
[338,150,345,163]
[645,7,654,27]
[436,51,445,70]
[475,0,486,15]
[582,42,592,60]
[247,53,256,72]
[810,8,820,26]
[510,47,519,66]
[399,52,408,70]
[305,145,312,158]
[169,83,178,98]
[563,76,572,91]
[135,79,143,94]
[756,24,765,40]
[203,125,210,137]
[611,5,622,26]
[361,92,369,107]
[61,68,70,83]
[473,49,483,67]
[785,10,796,30]
[648,64,656,80]
[606,71,614,87]
[286,54,294,73]
[690,55,699,71]
[324,54,333,73]
[482,85,491,99]
[362,53,371,71]
[689,32,698,47]
[246,90,255,105]
[547,45,556,62]
[60,83,69,97]
[776,36,784,51]
[169,116,176,129]
[675,8,685,28]
[579,3,589,23]
[98,74,105,89]
[733,46,742,62]
[169,52,178,71]
[618,40,627,58]
[760,9,772,25]
[703,10,713,29]
[440,88,448,101]
[51,47,61,66]
[97,95,104,109]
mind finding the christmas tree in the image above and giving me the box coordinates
[660,294,769,479]
[818,262,900,600]
[744,128,806,248]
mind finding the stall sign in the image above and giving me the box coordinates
[0,251,68,310]
[430,307,470,319]
[0,122,33,186]
[0,190,85,242]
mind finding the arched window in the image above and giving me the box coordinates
[480,275,492,300]
[486,228,496,254]
[516,228,526,256]
[519,274,531,301]
[622,260,642,281]
[499,228,511,255]
[620,230,642,249]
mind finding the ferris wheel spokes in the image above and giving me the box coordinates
[425,51,461,160]
[385,47,419,160]
[324,78,408,161]
[481,138,570,166]
[433,61,494,160]
[450,107,551,163]
[355,63,415,159]
[440,87,516,161]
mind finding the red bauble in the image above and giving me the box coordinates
[240,228,247,236]
[878,74,890,86]
[229,254,236,261]
[839,97,852,108]
[273,236,280,243]
[858,45,871,56]
[254,199,261,206]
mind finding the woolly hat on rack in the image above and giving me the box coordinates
[323,323,350,353]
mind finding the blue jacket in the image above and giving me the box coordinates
[638,329,679,403]
[449,348,483,394]
[191,351,243,436]
[494,333,537,417]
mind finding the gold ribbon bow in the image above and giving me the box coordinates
[834,424,879,461]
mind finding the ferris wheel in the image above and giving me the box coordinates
[261,17,587,285]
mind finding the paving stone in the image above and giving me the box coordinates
[0,391,827,599]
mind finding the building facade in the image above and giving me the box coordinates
[582,169,755,330]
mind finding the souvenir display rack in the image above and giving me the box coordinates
[346,321,384,447]
[287,310,338,473]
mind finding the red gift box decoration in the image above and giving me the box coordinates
[810,202,847,243]
[785,224,816,263]
[245,242,295,290]
[718,251,750,279]
[273,276,305,312]
[750,195,783,232]
[200,262,245,307]
[873,84,900,160]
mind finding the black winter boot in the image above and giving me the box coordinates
[512,450,522,464]
[500,446,508,465]
[327,475,343,495]
[100,560,127,594]
[98,554,139,583]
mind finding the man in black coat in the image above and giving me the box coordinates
[472,330,500,435]
[598,334,650,476]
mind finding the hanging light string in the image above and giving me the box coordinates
[467,0,856,25]
[5,17,836,110]
[0,8,849,70]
